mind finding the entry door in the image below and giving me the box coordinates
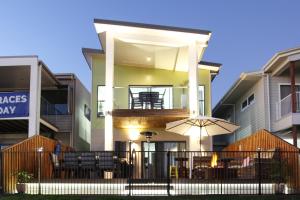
[141,142,186,180]
[142,142,156,179]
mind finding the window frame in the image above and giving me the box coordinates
[278,83,300,102]
[241,93,255,112]
[198,85,205,116]
[97,85,105,117]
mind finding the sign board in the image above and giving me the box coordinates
[0,92,29,118]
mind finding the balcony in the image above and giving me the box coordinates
[276,92,300,119]
[275,92,300,131]
[97,86,205,118]
[40,97,71,132]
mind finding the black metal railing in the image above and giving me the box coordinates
[1,150,299,195]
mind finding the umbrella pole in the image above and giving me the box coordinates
[199,126,202,152]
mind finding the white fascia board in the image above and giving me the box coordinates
[94,23,210,48]
[0,56,38,67]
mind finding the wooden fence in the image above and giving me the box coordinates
[1,135,72,193]
[223,129,300,192]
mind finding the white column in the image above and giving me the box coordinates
[188,42,199,117]
[28,61,41,137]
[104,32,114,151]
[188,42,200,151]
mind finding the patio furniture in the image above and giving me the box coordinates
[139,91,159,109]
[169,165,178,178]
[79,152,96,178]
[175,157,189,178]
[153,89,166,109]
[62,152,79,178]
[50,153,61,178]
[129,89,142,109]
[96,152,115,178]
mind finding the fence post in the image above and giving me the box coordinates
[37,147,43,195]
[0,152,2,194]
[257,150,262,195]
[167,151,171,196]
[128,143,132,196]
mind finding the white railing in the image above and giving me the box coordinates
[276,92,300,120]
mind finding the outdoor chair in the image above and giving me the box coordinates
[50,153,61,178]
[129,89,142,109]
[79,152,96,178]
[96,152,115,178]
[153,89,166,109]
[62,152,80,178]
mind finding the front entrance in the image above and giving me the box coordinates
[141,141,186,180]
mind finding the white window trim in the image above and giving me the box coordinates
[278,83,300,103]
[241,93,255,112]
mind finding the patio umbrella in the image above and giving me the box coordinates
[165,116,239,150]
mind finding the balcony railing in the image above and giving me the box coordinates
[40,97,71,130]
[97,86,205,117]
[276,92,300,120]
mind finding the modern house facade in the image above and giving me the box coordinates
[213,47,300,149]
[0,56,91,150]
[83,19,221,152]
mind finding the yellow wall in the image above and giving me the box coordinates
[91,56,212,129]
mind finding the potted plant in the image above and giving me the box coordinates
[270,159,287,194]
[15,171,33,194]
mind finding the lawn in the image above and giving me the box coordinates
[1,195,300,200]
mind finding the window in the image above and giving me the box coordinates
[280,84,300,100]
[248,94,255,105]
[84,104,91,121]
[199,85,205,116]
[114,141,126,158]
[241,100,248,111]
[97,85,105,117]
[241,93,255,111]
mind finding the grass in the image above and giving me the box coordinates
[1,195,300,200]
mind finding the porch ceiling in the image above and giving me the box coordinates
[112,109,189,129]
[94,19,212,72]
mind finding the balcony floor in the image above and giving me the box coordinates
[112,109,189,129]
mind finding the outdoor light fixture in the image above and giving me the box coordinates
[37,147,44,152]
[140,131,157,143]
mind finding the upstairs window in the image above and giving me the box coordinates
[97,85,105,117]
[199,85,205,116]
[241,93,255,111]
[241,100,248,111]
[84,104,91,121]
[248,94,255,105]
[280,84,300,100]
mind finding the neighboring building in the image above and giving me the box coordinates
[83,19,221,153]
[0,56,91,150]
[213,47,300,149]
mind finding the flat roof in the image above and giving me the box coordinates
[94,18,211,35]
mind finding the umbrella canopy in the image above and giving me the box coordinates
[165,116,239,150]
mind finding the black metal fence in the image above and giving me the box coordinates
[1,150,300,195]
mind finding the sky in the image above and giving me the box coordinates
[0,0,300,107]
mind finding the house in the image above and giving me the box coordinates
[82,19,221,153]
[213,47,300,149]
[0,56,91,150]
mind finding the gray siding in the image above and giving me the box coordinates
[234,78,266,140]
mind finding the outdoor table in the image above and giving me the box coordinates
[139,92,159,109]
